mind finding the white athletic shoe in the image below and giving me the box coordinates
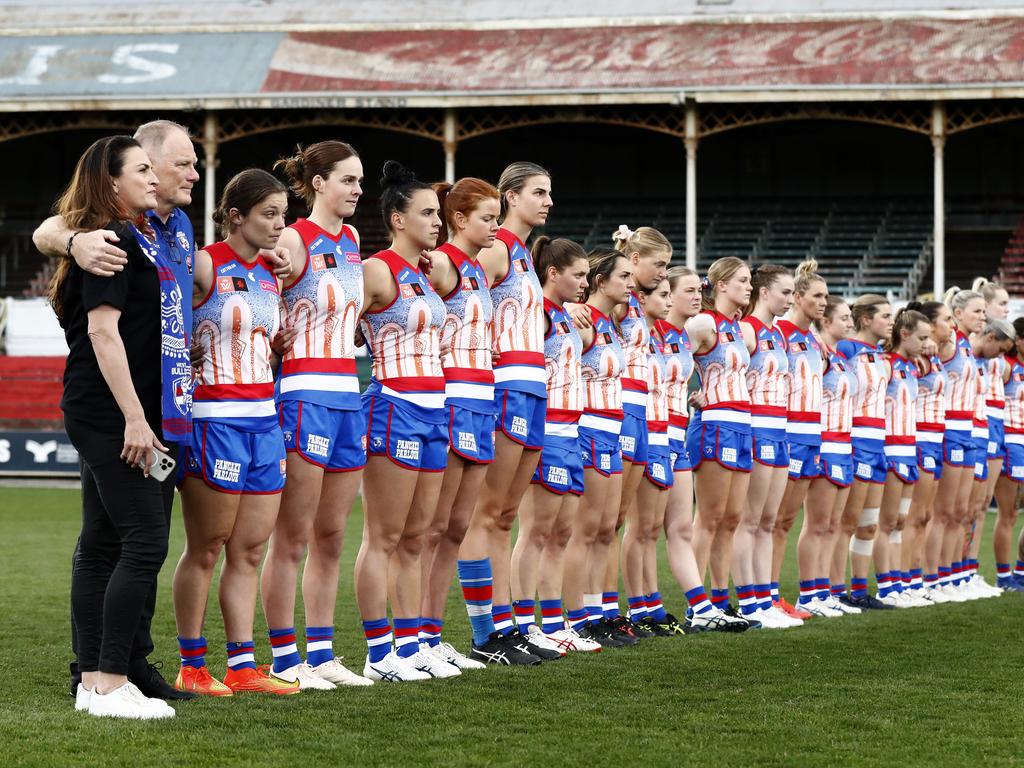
[75,684,92,712]
[362,651,432,682]
[271,662,337,691]
[923,585,952,603]
[410,647,461,679]
[749,607,792,628]
[544,627,602,653]
[875,593,909,609]
[971,574,1002,597]
[903,589,934,607]
[769,604,804,626]
[686,606,749,631]
[937,583,968,603]
[956,580,984,601]
[895,591,931,608]
[527,626,568,657]
[801,598,843,618]
[88,681,174,720]
[826,595,862,614]
[311,657,374,686]
[430,642,487,670]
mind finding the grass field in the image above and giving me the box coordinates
[1,485,1022,768]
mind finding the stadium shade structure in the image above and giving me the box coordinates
[2,6,1024,294]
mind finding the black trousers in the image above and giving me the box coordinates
[66,417,176,675]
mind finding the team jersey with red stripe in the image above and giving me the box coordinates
[943,330,978,431]
[693,311,751,429]
[743,317,789,429]
[579,305,626,437]
[437,242,494,413]
[821,347,856,439]
[973,358,989,432]
[777,319,824,445]
[490,228,545,398]
[885,353,919,443]
[655,319,695,433]
[916,355,947,436]
[278,219,362,410]
[542,298,584,435]
[986,355,1007,423]
[192,242,281,431]
[646,337,669,429]
[619,292,649,418]
[836,338,889,445]
[360,250,446,414]
[1003,355,1024,433]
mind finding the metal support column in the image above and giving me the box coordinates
[685,101,698,270]
[202,111,219,248]
[443,108,457,184]
[931,102,946,299]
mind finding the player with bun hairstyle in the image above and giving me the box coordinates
[459,162,555,660]
[994,316,1024,591]
[873,308,933,608]
[835,294,893,611]
[685,257,754,619]
[901,301,951,602]
[174,169,297,695]
[354,161,454,681]
[735,265,798,628]
[259,141,373,690]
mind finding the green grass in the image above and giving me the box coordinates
[1,486,1022,767]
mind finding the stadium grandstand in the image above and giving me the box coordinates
[1,0,1024,468]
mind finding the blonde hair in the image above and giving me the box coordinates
[702,256,749,312]
[612,225,672,260]
[851,293,889,333]
[794,259,825,294]
[666,265,698,290]
[972,277,1007,305]
[943,286,983,313]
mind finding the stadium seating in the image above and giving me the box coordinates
[0,355,65,429]
[998,216,1024,296]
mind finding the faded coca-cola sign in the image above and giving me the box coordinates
[264,18,1024,92]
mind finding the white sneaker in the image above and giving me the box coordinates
[801,598,843,617]
[875,593,909,609]
[88,681,174,720]
[75,684,92,712]
[903,589,933,607]
[311,657,374,686]
[924,585,952,603]
[971,574,1002,597]
[893,591,927,608]
[527,626,568,657]
[410,647,461,679]
[362,650,432,682]
[686,606,749,631]
[544,627,603,653]
[429,642,487,670]
[769,604,804,626]
[827,595,862,615]
[956,580,983,601]
[749,607,792,628]
[938,583,968,602]
[271,662,337,690]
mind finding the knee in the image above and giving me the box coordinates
[312,526,346,560]
[188,535,229,572]
[858,524,878,539]
[397,529,428,559]
[595,523,616,547]
[444,513,471,545]
[666,520,693,545]
[275,531,311,565]
[229,540,268,571]
[720,512,741,532]
[550,524,573,550]
[494,508,517,534]
[694,508,724,531]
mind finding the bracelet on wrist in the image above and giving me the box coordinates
[66,232,80,259]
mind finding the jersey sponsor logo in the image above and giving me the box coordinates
[856,461,872,479]
[988,441,997,453]
[176,231,191,252]
[950,448,964,463]
[458,431,478,454]
[221,276,248,292]
[282,430,293,444]
[400,282,426,299]
[722,447,738,464]
[344,251,361,264]
[509,416,529,437]
[760,444,776,461]
[219,262,237,273]
[371,436,384,451]
[600,453,612,471]
[462,276,481,291]
[306,433,330,457]
[975,462,986,475]
[555,321,572,335]
[789,458,804,474]
[830,464,844,480]
[1012,465,1024,478]
[720,332,736,343]
[760,340,775,351]
[668,343,680,353]
[312,253,339,271]
[923,456,936,469]
[620,435,637,454]
[866,353,875,362]
[512,258,527,273]
[213,459,241,484]
[898,463,908,476]
[651,462,666,482]
[396,439,421,461]
[279,459,287,476]
[796,342,808,351]
[361,435,369,451]
[259,279,278,294]
[546,465,570,486]
[598,332,614,346]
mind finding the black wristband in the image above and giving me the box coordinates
[66,232,80,259]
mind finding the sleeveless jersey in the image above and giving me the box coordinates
[579,305,626,436]
[655,319,695,435]
[943,330,978,432]
[837,338,889,446]
[986,356,1007,423]
[279,219,362,410]
[777,319,824,446]
[744,317,789,438]
[360,250,446,416]
[542,298,584,436]
[490,228,545,398]
[619,292,650,418]
[885,353,919,445]
[693,311,751,429]
[437,242,494,413]
[821,347,857,439]
[916,355,947,441]
[973,358,989,433]
[192,242,280,430]
[646,337,669,429]
[1003,355,1024,434]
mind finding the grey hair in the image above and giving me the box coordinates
[133,120,191,158]
[985,317,1016,341]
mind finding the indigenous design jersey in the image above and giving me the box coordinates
[943,330,978,431]
[646,338,669,427]
[1003,355,1024,434]
[619,292,650,418]
[579,305,626,436]
[490,228,545,398]
[542,298,584,435]
[777,319,823,446]
[655,319,695,433]
[916,355,947,440]
[744,317,788,439]
[192,242,281,431]
[836,338,889,448]
[986,356,1007,423]
[693,311,751,429]
[279,219,362,410]
[360,250,446,418]
[821,348,857,438]
[973,357,989,434]
[885,353,919,443]
[438,242,494,413]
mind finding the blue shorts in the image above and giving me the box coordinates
[644,436,673,489]
[532,434,585,495]
[752,431,789,469]
[579,427,623,477]
[184,420,286,494]
[619,411,649,465]
[884,449,919,484]
[820,450,853,488]
[364,396,448,472]
[279,401,366,472]
[852,442,886,485]
[988,417,1006,460]
[495,389,545,450]
[974,434,989,481]
[447,405,496,464]
[917,439,944,479]
[686,416,752,473]
[669,435,695,473]
[788,442,823,480]
[1002,439,1024,483]
[944,430,974,467]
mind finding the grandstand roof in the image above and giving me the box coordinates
[2,5,1024,108]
